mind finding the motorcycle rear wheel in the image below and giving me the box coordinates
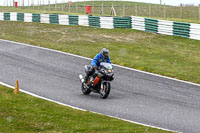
[81,83,91,95]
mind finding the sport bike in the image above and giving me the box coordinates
[79,62,114,99]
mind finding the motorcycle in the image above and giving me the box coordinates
[79,62,114,99]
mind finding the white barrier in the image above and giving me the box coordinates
[100,17,113,29]
[190,23,200,40]
[158,20,173,36]
[131,16,145,31]
[78,15,89,26]
[10,12,17,21]
[0,12,3,21]
[41,14,50,24]
[24,13,32,22]
[59,15,69,25]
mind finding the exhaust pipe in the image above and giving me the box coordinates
[79,75,85,83]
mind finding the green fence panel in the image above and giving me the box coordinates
[173,22,190,38]
[88,16,100,28]
[69,15,78,25]
[145,18,158,33]
[17,13,24,21]
[113,17,131,28]
[50,14,59,24]
[4,13,10,21]
[32,13,40,22]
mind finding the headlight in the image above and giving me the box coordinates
[108,70,112,73]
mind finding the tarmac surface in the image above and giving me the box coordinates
[0,40,200,133]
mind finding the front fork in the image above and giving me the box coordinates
[101,81,110,92]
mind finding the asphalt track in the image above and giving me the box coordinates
[0,40,200,133]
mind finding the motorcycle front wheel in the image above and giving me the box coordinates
[81,83,91,95]
[100,82,111,99]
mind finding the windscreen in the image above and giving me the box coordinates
[100,62,112,70]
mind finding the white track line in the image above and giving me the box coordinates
[0,81,179,132]
[0,39,199,87]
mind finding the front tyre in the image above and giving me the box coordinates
[100,82,111,99]
[81,83,91,95]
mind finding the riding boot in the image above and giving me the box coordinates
[84,75,89,84]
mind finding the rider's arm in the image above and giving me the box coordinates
[107,56,111,64]
[91,54,99,66]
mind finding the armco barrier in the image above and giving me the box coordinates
[40,14,49,24]
[24,13,33,22]
[78,15,89,26]
[100,17,113,29]
[0,12,199,40]
[50,14,59,24]
[17,13,24,21]
[89,16,100,28]
[69,15,78,25]
[10,12,17,21]
[173,22,190,38]
[32,13,40,22]
[113,17,131,28]
[4,13,10,21]
[158,20,173,36]
[145,18,158,33]
[58,15,69,25]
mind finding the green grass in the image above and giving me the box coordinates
[0,21,199,84]
[0,85,172,133]
[0,1,200,23]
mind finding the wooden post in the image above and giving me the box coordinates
[164,3,166,18]
[42,0,44,10]
[48,0,50,11]
[68,3,70,13]
[149,4,151,17]
[93,2,95,14]
[84,2,86,14]
[76,3,77,13]
[102,1,104,15]
[180,3,182,19]
[38,0,40,10]
[199,4,200,22]
[135,3,138,16]
[62,2,64,12]
[55,0,57,11]
[123,4,125,16]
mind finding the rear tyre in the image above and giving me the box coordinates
[100,82,111,99]
[81,83,91,95]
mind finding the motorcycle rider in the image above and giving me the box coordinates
[84,48,111,85]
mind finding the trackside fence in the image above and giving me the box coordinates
[0,12,200,40]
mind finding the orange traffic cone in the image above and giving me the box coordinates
[14,80,19,94]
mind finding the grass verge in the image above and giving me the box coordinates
[0,21,199,84]
[0,85,172,133]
